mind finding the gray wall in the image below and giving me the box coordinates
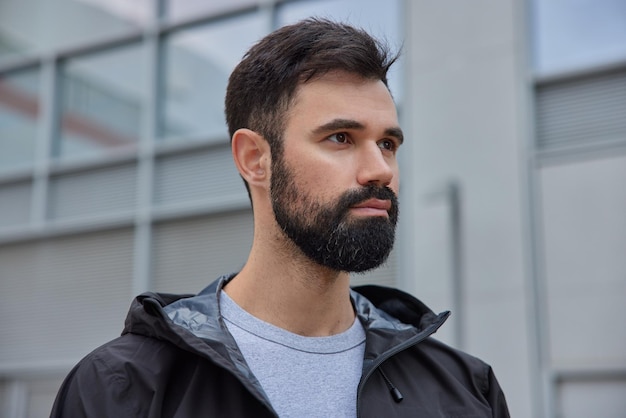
[400,1,533,415]
[400,1,626,417]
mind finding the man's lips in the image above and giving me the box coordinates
[350,198,392,216]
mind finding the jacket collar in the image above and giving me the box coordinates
[350,285,450,376]
[124,274,275,413]
[123,274,449,373]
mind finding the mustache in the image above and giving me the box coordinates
[334,185,399,221]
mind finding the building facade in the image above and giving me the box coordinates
[0,0,624,417]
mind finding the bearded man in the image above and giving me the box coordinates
[51,18,510,418]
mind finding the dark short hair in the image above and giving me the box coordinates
[225,17,399,195]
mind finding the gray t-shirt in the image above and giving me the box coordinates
[220,291,366,418]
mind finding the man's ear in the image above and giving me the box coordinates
[231,128,271,188]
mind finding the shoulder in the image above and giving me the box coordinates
[51,334,161,417]
[413,337,493,391]
[69,334,175,389]
[76,332,196,385]
[51,333,201,417]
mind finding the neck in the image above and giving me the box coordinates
[223,228,355,337]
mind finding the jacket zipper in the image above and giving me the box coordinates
[355,312,450,417]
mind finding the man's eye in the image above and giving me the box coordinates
[378,139,397,151]
[328,132,348,144]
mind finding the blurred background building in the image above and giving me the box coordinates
[0,0,624,417]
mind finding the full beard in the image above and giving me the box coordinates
[270,153,399,273]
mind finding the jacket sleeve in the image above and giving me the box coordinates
[484,366,511,418]
[50,354,139,418]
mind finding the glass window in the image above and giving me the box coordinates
[0,0,152,62]
[159,12,267,141]
[164,0,256,22]
[0,68,40,171]
[56,43,145,160]
[276,0,404,101]
[533,0,626,75]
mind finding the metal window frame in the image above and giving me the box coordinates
[0,1,278,254]
[0,0,278,382]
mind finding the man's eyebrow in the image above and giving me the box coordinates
[312,118,404,144]
[312,119,365,135]
[385,127,404,144]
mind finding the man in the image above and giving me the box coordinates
[51,18,509,417]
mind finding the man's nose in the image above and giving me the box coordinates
[356,142,394,187]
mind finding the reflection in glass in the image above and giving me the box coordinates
[160,13,266,140]
[165,0,256,22]
[533,0,626,74]
[0,69,40,171]
[0,0,151,62]
[56,44,145,159]
[277,0,403,101]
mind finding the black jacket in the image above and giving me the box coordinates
[51,275,510,417]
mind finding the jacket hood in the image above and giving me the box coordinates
[122,275,450,377]
[352,284,448,332]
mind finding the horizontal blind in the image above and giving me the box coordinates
[152,209,253,294]
[536,69,626,148]
[0,181,31,229]
[0,228,134,365]
[48,163,137,220]
[154,145,246,206]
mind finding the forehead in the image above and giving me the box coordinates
[286,72,398,130]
